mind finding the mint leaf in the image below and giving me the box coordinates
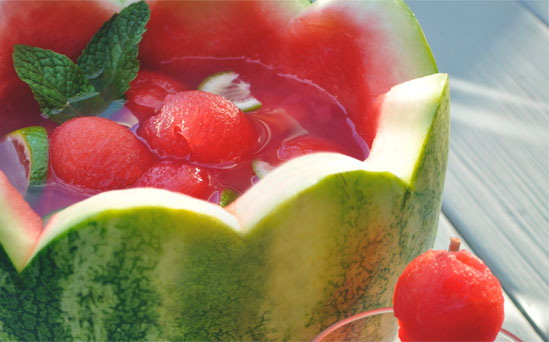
[78,1,150,103]
[12,45,106,123]
[12,2,150,123]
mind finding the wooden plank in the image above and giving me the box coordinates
[520,0,549,24]
[435,214,543,341]
[406,0,549,338]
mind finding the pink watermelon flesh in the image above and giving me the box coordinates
[0,171,42,271]
[279,12,376,145]
[139,1,289,65]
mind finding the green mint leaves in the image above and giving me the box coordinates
[12,46,102,123]
[12,1,150,124]
[78,1,150,104]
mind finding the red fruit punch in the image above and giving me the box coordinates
[393,248,505,342]
[125,70,188,122]
[139,90,258,164]
[50,117,154,191]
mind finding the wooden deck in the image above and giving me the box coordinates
[407,0,549,340]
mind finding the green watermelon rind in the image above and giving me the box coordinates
[0,205,248,340]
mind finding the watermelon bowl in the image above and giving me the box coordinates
[0,0,449,340]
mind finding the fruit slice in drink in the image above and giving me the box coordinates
[2,126,48,191]
[198,71,262,112]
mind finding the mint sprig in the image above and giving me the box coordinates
[78,1,150,104]
[12,1,150,124]
[12,46,104,123]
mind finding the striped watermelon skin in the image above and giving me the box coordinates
[0,208,252,340]
[0,247,21,341]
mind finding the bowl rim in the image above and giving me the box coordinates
[311,307,522,342]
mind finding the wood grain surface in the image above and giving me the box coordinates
[407,0,549,339]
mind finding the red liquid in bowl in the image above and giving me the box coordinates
[1,57,370,216]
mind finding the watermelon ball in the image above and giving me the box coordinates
[138,90,259,164]
[393,244,504,341]
[277,135,344,161]
[125,70,188,122]
[50,117,154,191]
[136,162,214,200]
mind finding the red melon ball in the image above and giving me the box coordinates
[136,162,214,200]
[125,70,188,122]
[393,248,504,342]
[138,90,259,164]
[277,135,344,161]
[50,117,154,191]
